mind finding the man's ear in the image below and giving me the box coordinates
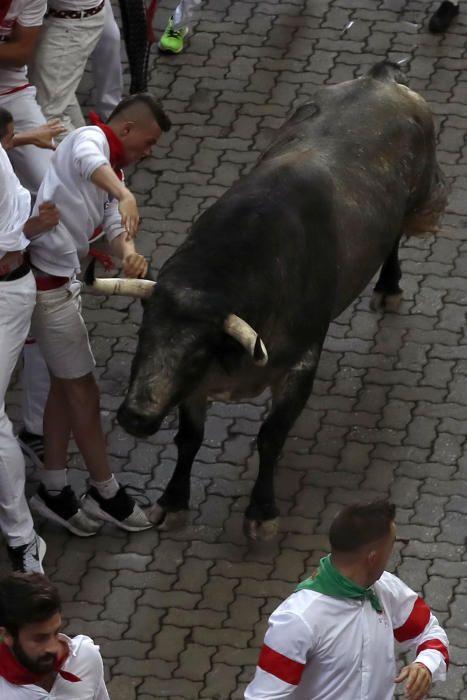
[0,627,14,647]
[367,549,378,568]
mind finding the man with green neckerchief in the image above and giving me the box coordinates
[245,501,448,700]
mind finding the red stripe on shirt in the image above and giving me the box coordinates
[258,644,305,685]
[417,639,449,668]
[394,597,430,643]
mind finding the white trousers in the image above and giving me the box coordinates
[173,0,202,29]
[30,10,105,133]
[0,271,37,547]
[91,0,123,119]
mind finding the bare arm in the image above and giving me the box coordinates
[12,121,66,149]
[109,233,148,278]
[90,164,139,239]
[23,202,60,239]
[0,25,42,67]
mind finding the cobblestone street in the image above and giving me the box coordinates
[4,0,467,697]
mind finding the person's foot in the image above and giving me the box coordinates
[158,16,188,54]
[30,484,101,537]
[7,534,46,573]
[17,429,45,468]
[81,485,153,532]
[428,0,459,32]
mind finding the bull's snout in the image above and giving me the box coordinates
[117,401,162,437]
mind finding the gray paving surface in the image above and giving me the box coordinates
[4,0,467,697]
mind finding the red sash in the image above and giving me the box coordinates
[0,642,80,686]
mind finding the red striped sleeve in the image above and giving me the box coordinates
[258,644,305,685]
[394,597,430,643]
[417,639,449,668]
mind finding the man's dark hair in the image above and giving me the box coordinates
[0,573,61,637]
[107,93,171,132]
[329,500,396,553]
[0,107,13,140]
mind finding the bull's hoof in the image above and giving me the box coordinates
[243,517,280,542]
[370,290,402,313]
[148,503,190,531]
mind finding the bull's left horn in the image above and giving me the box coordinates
[224,314,268,366]
[83,258,156,298]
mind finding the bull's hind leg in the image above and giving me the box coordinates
[370,235,403,312]
[245,344,323,541]
[148,397,207,530]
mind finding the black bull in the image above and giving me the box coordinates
[115,63,447,539]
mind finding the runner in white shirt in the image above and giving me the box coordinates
[28,93,171,537]
[0,572,110,699]
[0,107,59,574]
[245,501,449,700]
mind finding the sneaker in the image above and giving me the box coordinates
[30,484,101,537]
[428,0,459,32]
[7,534,46,573]
[81,485,153,532]
[158,17,188,54]
[18,429,45,468]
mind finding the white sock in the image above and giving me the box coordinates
[90,474,119,500]
[41,469,67,494]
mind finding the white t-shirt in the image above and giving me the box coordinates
[0,634,110,699]
[48,1,104,11]
[0,0,46,94]
[245,571,449,700]
[29,125,125,277]
[0,143,31,259]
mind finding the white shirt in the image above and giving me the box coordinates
[29,125,125,277]
[0,634,110,699]
[245,571,449,700]
[48,1,104,11]
[0,143,30,259]
[0,0,46,94]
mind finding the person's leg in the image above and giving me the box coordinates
[429,0,459,32]
[29,11,105,134]
[91,0,123,119]
[117,0,151,92]
[30,281,152,533]
[159,0,201,53]
[0,272,45,572]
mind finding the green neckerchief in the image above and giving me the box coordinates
[296,554,383,613]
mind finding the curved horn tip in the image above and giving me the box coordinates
[253,337,268,366]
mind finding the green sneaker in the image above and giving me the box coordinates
[158,16,188,54]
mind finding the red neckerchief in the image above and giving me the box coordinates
[88,111,126,174]
[0,0,14,25]
[0,642,81,686]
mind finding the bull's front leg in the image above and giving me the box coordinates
[148,396,207,530]
[245,343,324,541]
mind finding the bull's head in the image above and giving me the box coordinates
[84,261,268,437]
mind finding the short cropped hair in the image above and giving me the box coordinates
[0,107,13,140]
[107,93,171,132]
[0,573,61,637]
[329,500,396,553]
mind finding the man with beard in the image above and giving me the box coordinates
[0,572,110,698]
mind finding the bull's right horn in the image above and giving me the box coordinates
[224,314,268,366]
[83,258,156,298]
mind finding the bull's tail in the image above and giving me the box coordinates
[404,166,449,237]
[368,60,408,86]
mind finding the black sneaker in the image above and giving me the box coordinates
[30,484,100,537]
[7,534,46,573]
[428,0,459,32]
[18,429,45,468]
[81,486,153,532]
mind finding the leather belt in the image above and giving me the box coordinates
[47,0,105,20]
[0,261,31,283]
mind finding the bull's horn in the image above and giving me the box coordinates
[224,314,268,366]
[83,258,156,298]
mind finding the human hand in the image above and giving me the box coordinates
[37,201,60,231]
[395,663,432,700]
[28,120,66,149]
[122,253,148,279]
[118,190,139,240]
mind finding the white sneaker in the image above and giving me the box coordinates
[7,534,46,573]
